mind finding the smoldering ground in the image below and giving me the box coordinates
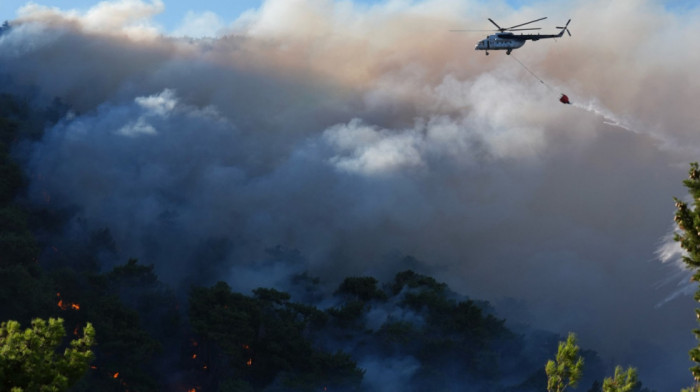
[2,0,700,389]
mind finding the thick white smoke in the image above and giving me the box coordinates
[2,0,700,389]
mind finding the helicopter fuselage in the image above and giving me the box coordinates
[475,33,526,55]
[475,29,566,55]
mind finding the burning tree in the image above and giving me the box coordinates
[189,281,363,391]
[0,317,95,391]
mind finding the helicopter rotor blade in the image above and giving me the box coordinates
[556,19,571,29]
[555,28,572,37]
[508,28,541,31]
[505,17,547,30]
[488,18,504,31]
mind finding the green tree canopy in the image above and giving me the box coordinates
[545,332,584,392]
[674,162,700,387]
[602,366,639,392]
[0,317,95,392]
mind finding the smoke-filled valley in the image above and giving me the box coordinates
[2,0,700,390]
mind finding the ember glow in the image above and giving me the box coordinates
[113,372,119,379]
[56,292,80,311]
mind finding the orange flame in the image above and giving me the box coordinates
[242,344,250,350]
[246,358,252,366]
[113,372,119,379]
[192,354,197,359]
[56,293,80,311]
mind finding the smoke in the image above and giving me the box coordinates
[359,356,421,391]
[2,0,700,389]
[572,98,635,133]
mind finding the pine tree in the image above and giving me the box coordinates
[546,332,584,392]
[0,317,95,391]
[673,162,700,387]
[602,366,639,392]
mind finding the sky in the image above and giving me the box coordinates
[1,0,694,24]
[2,0,700,390]
[1,0,389,33]
[0,0,264,31]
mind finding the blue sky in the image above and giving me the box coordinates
[0,1,264,30]
[2,0,693,31]
[0,0,390,31]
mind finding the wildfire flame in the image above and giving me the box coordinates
[192,354,197,359]
[246,358,252,366]
[56,293,80,311]
[113,372,119,379]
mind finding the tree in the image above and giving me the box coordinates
[0,317,95,392]
[602,366,639,392]
[189,281,364,391]
[335,276,387,302]
[673,162,700,387]
[545,332,584,392]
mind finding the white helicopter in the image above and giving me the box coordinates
[453,17,571,55]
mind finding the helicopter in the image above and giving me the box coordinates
[452,17,571,55]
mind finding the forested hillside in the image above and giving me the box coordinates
[0,92,653,391]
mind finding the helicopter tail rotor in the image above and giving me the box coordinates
[556,19,572,37]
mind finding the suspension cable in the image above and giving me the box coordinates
[510,53,554,92]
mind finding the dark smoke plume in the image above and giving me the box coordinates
[2,0,700,389]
